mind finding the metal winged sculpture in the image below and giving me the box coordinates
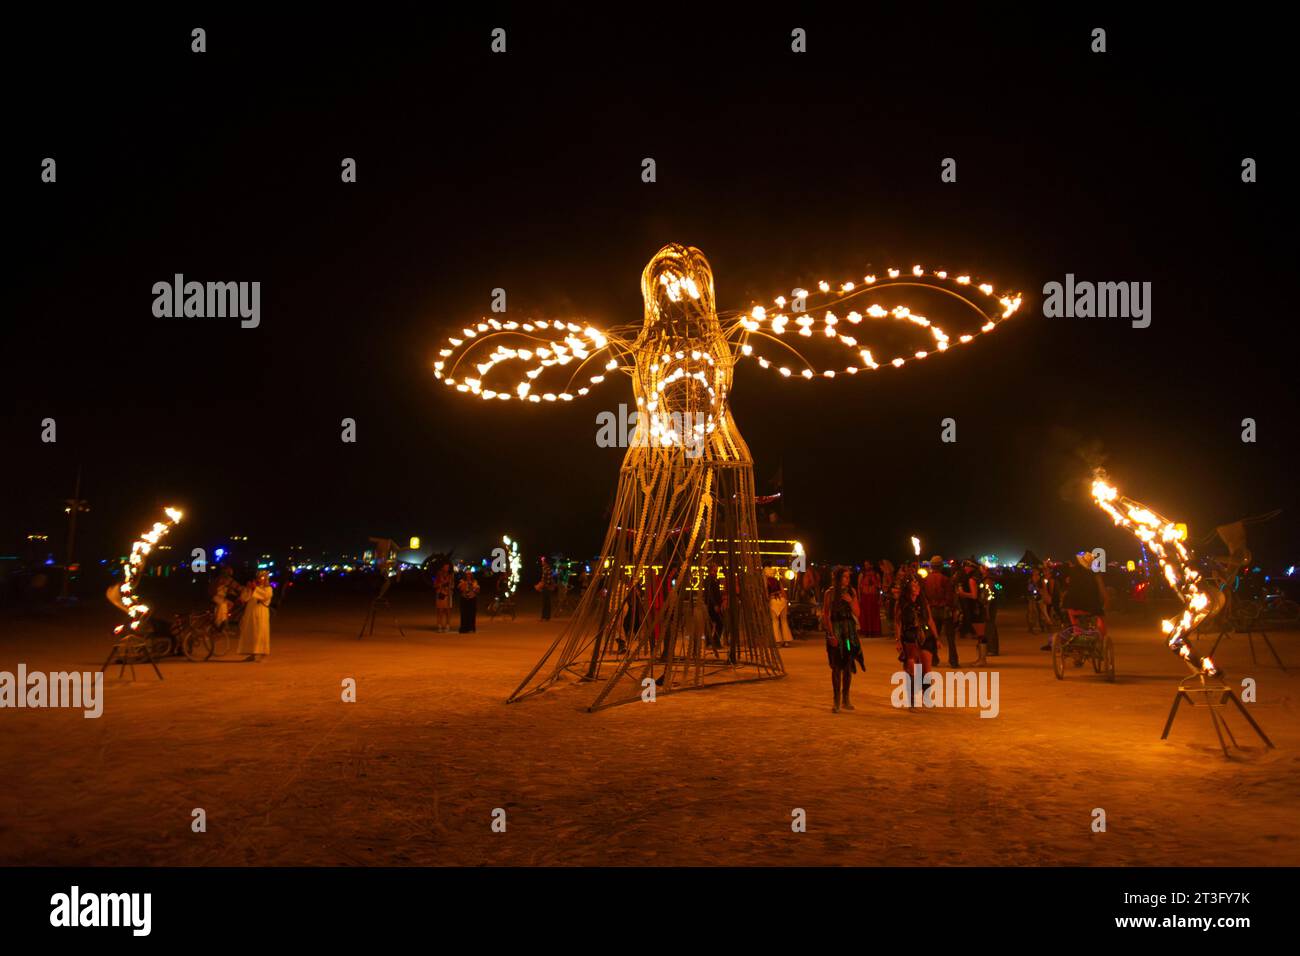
[436,243,1022,709]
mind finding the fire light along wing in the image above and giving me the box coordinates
[434,317,636,404]
[720,265,1023,381]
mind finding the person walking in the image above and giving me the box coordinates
[896,574,941,709]
[821,566,864,713]
[457,570,480,633]
[237,569,273,662]
[922,555,958,667]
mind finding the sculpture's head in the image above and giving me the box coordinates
[632,245,735,454]
[640,243,720,341]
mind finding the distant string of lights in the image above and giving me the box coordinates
[1090,474,1216,675]
[113,507,183,637]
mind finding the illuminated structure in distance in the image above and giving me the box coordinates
[500,535,522,597]
[437,243,1021,709]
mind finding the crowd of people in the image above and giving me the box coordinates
[422,555,595,634]
[798,556,1002,712]
[789,552,1111,712]
[372,549,1108,715]
[93,531,1140,694]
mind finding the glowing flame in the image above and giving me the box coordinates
[113,507,183,635]
[1090,473,1216,676]
[734,263,1022,381]
[435,249,1024,468]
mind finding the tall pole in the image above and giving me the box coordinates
[60,465,89,600]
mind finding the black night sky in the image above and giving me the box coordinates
[5,9,1295,569]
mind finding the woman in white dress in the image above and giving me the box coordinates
[768,575,794,647]
[238,570,273,661]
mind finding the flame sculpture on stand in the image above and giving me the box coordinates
[437,244,1021,709]
[1090,471,1276,755]
[1090,473,1218,674]
[113,507,184,637]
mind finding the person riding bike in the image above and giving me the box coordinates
[1063,551,1109,638]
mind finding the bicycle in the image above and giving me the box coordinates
[486,594,517,621]
[1050,614,1115,681]
[176,605,240,661]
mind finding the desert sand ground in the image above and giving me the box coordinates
[1,595,1296,866]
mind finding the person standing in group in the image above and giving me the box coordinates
[923,555,958,667]
[795,564,816,600]
[856,561,882,636]
[536,556,557,621]
[457,570,480,633]
[1040,564,1065,649]
[210,565,238,631]
[768,574,794,647]
[1049,563,1066,623]
[618,577,643,655]
[703,560,725,657]
[433,560,453,633]
[648,566,672,662]
[896,573,941,709]
[683,571,709,658]
[879,559,896,627]
[1027,566,1050,634]
[238,569,273,662]
[821,566,864,713]
[956,558,988,666]
[981,564,1002,656]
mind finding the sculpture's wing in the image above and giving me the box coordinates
[720,264,1023,381]
[434,317,635,404]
